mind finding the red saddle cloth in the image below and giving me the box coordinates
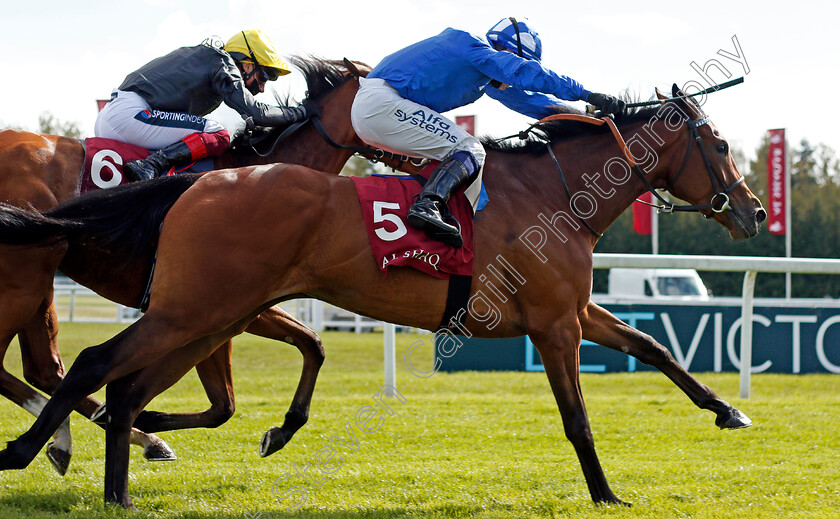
[350,162,474,279]
[81,138,214,194]
[81,138,149,194]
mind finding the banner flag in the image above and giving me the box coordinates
[633,191,653,235]
[767,129,787,235]
[455,115,475,136]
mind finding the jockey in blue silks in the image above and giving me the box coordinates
[351,17,625,248]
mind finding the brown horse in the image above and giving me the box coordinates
[0,56,386,474]
[0,84,765,508]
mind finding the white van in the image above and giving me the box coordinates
[607,268,710,300]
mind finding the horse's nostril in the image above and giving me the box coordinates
[755,208,767,223]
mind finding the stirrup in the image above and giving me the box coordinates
[408,206,457,234]
[426,212,463,248]
[427,228,463,248]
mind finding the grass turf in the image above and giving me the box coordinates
[0,323,838,518]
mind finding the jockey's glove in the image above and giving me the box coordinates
[301,98,321,119]
[587,92,627,115]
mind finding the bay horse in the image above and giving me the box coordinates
[0,56,392,474]
[0,84,765,508]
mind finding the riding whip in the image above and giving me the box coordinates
[586,77,744,114]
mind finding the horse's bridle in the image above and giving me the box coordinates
[530,110,746,237]
[633,116,745,217]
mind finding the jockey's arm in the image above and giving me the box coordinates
[467,45,591,103]
[213,62,305,127]
[485,85,576,120]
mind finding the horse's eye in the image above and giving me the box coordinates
[717,142,729,154]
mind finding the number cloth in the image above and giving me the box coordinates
[350,163,475,279]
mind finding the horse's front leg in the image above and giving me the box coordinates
[528,315,629,506]
[249,306,324,457]
[130,305,323,456]
[103,377,138,510]
[579,302,751,429]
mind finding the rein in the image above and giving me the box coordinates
[310,116,426,169]
[240,118,309,158]
[515,110,744,236]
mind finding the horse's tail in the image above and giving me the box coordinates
[0,174,201,261]
[0,204,84,245]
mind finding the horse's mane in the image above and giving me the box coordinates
[481,96,667,156]
[288,55,362,101]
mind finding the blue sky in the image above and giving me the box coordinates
[1,0,836,162]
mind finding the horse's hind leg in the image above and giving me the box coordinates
[528,317,629,506]
[0,364,73,474]
[579,302,751,429]
[0,310,210,472]
[19,296,176,463]
[103,376,139,510]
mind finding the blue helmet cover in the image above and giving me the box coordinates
[486,17,542,61]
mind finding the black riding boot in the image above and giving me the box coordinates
[123,140,194,182]
[407,156,471,248]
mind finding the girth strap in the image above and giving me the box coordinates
[438,274,472,331]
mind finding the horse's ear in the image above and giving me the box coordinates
[671,82,705,118]
[343,58,364,78]
[655,87,668,100]
[672,83,682,98]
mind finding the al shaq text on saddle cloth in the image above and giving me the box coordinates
[351,163,474,279]
[81,138,214,194]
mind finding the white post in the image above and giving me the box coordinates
[383,323,396,397]
[68,289,76,322]
[739,270,758,399]
[651,203,659,255]
[311,300,324,332]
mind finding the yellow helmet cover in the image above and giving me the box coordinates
[225,29,291,77]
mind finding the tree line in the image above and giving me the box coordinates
[593,136,840,298]
[1,112,82,138]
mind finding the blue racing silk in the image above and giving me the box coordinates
[485,85,573,119]
[369,27,590,116]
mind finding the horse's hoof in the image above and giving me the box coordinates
[46,441,71,476]
[717,408,753,429]
[143,438,176,462]
[595,496,632,507]
[105,496,138,511]
[260,427,286,458]
[90,403,107,425]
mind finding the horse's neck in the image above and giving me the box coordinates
[518,122,677,240]
[215,87,358,174]
[214,125,354,174]
[214,126,351,174]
